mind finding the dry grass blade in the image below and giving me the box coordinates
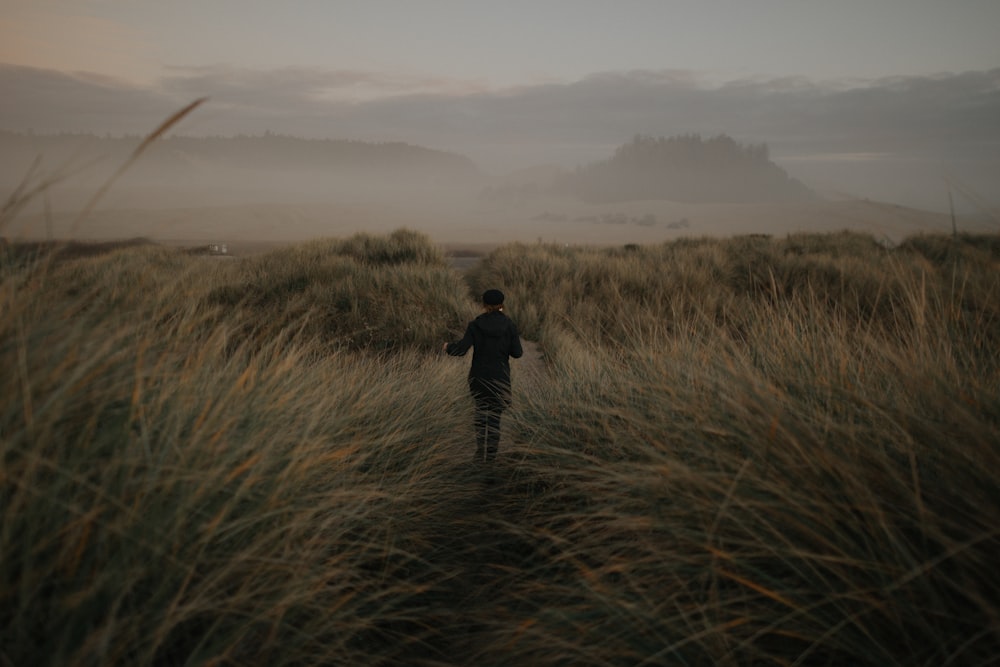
[69,97,208,235]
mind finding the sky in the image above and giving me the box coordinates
[2,0,999,208]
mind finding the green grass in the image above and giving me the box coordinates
[2,228,999,665]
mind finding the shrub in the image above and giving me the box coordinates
[203,231,468,352]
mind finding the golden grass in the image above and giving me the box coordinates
[2,226,999,665]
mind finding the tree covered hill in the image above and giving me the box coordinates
[0,130,481,185]
[560,133,816,203]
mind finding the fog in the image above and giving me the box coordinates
[2,64,998,248]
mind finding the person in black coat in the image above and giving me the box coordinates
[443,289,523,462]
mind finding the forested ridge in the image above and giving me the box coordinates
[561,133,816,203]
[0,130,479,178]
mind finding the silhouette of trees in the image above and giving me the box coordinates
[562,133,814,203]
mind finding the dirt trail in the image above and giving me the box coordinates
[515,339,546,383]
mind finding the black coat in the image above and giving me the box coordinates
[446,310,523,407]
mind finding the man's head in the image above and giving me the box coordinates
[482,289,504,311]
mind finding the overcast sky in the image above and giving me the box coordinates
[2,0,999,208]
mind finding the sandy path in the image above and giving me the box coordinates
[514,340,546,386]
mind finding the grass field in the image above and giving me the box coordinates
[2,225,999,665]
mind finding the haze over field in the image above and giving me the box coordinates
[2,1,999,244]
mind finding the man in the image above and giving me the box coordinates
[443,289,523,462]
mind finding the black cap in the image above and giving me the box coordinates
[482,289,505,305]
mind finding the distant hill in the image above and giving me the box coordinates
[559,134,816,204]
[0,131,482,188]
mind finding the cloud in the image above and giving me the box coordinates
[0,63,175,134]
[5,63,997,145]
[349,67,1000,153]
[159,65,488,105]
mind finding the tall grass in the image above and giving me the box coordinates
[469,231,999,376]
[2,230,480,665]
[487,306,999,665]
[204,229,468,352]
[2,227,999,665]
[470,232,1000,665]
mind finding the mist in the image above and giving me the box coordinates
[2,63,998,247]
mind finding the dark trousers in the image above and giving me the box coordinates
[473,399,503,463]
